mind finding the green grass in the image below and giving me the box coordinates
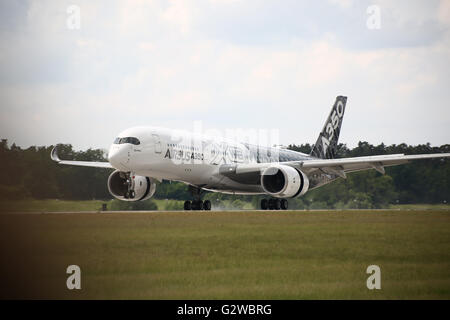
[0,199,109,212]
[2,199,448,212]
[0,199,184,212]
[0,210,449,299]
[0,199,256,212]
[152,199,184,210]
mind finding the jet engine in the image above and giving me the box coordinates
[107,170,156,201]
[261,165,309,198]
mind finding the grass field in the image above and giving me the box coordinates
[1,199,449,212]
[0,199,183,212]
[0,199,108,212]
[0,210,449,299]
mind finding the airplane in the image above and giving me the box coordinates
[51,96,450,210]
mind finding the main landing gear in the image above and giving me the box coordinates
[184,185,212,211]
[260,198,289,210]
[184,199,212,211]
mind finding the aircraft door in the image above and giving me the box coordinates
[152,134,162,154]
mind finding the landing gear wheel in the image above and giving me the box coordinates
[184,200,192,210]
[261,199,268,210]
[274,199,281,210]
[281,199,288,210]
[267,199,281,210]
[129,190,135,199]
[203,200,211,211]
[191,200,204,210]
[124,191,130,199]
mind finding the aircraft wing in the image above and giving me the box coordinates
[296,153,450,176]
[51,146,113,169]
[225,153,450,177]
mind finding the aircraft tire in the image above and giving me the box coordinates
[184,200,192,210]
[274,199,281,210]
[204,200,211,211]
[281,199,288,210]
[191,200,203,210]
[261,199,268,210]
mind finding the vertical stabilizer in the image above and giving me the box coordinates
[310,96,347,159]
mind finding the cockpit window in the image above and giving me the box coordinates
[126,137,140,145]
[113,137,140,145]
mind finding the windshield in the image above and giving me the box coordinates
[113,137,140,145]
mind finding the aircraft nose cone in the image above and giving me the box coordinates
[108,148,119,163]
[108,146,129,170]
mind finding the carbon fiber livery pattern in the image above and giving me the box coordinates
[310,96,347,159]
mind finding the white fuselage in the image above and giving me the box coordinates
[53,97,450,202]
[107,126,311,194]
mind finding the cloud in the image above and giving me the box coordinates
[329,0,354,9]
[0,0,449,150]
[437,0,450,27]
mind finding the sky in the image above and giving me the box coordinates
[0,0,449,151]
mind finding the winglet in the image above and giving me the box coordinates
[49,145,113,169]
[51,145,61,162]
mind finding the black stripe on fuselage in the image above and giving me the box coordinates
[222,146,314,186]
[243,143,314,163]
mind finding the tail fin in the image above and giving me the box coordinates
[310,96,347,159]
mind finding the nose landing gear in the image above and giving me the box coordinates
[260,198,288,210]
[121,172,135,200]
[124,190,135,199]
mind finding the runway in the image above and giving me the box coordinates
[2,208,449,214]
[0,209,449,299]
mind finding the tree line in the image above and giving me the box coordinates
[0,139,448,209]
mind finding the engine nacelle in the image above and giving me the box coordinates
[261,165,309,198]
[107,170,156,201]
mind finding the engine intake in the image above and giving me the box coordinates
[261,165,309,198]
[107,170,156,201]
